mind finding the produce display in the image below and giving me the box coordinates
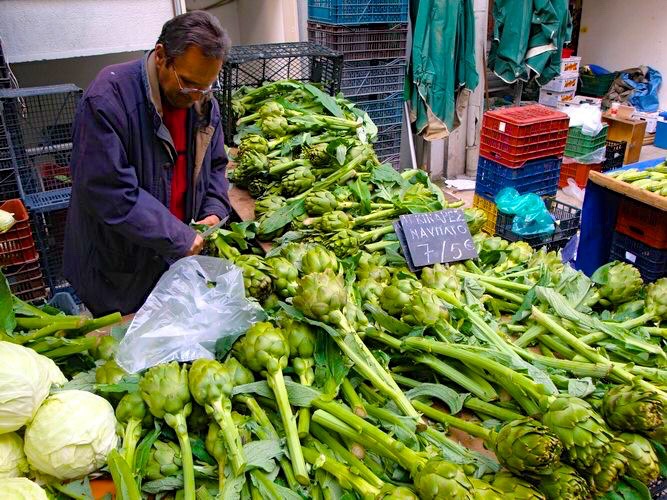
[1,79,666,500]
[606,163,667,195]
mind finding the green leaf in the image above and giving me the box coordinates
[250,470,303,500]
[0,270,16,335]
[57,368,97,392]
[244,439,284,472]
[278,302,342,339]
[222,474,247,499]
[651,440,667,478]
[233,380,322,408]
[135,422,162,476]
[107,449,142,500]
[142,477,185,494]
[96,374,141,394]
[364,303,412,336]
[259,199,306,236]
[350,178,372,214]
[191,436,216,465]
[215,334,241,361]
[304,83,345,118]
[370,163,406,187]
[314,332,350,397]
[405,384,468,414]
[567,377,596,398]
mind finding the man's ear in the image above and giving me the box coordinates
[155,44,167,67]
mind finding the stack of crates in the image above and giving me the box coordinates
[558,124,609,188]
[539,55,581,108]
[0,39,10,90]
[0,85,82,299]
[611,197,667,281]
[0,199,47,303]
[307,0,408,168]
[473,104,570,238]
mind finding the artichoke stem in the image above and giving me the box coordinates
[122,418,142,472]
[341,378,367,417]
[310,423,384,489]
[353,208,398,227]
[302,446,381,499]
[617,312,654,330]
[267,369,309,485]
[210,399,247,475]
[457,270,532,293]
[514,346,612,378]
[297,407,311,438]
[77,311,122,335]
[171,413,196,500]
[412,400,492,440]
[513,325,547,348]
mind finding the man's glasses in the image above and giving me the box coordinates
[172,67,219,97]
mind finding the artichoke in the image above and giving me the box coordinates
[301,244,339,275]
[205,422,227,491]
[282,165,316,197]
[528,249,564,284]
[586,439,628,494]
[255,195,285,218]
[469,477,504,500]
[420,263,460,296]
[233,323,308,484]
[357,252,391,283]
[540,395,612,469]
[91,336,118,361]
[233,150,267,188]
[266,256,299,298]
[618,432,660,484]
[601,384,663,432]
[146,441,182,480]
[95,359,126,386]
[258,101,284,119]
[188,359,247,475]
[139,362,195,500]
[283,318,316,436]
[280,242,310,269]
[591,261,643,305]
[646,277,667,321]
[304,190,338,215]
[495,241,534,272]
[358,278,383,305]
[402,288,447,326]
[247,177,271,198]
[380,279,419,316]
[381,487,419,500]
[535,464,589,500]
[292,270,348,327]
[301,143,331,168]
[115,391,152,471]
[488,471,545,499]
[492,418,563,475]
[238,134,269,156]
[234,254,273,301]
[326,229,361,258]
[464,207,487,235]
[261,115,289,137]
[315,210,352,232]
[413,459,475,500]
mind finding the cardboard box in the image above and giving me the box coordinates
[542,75,579,93]
[539,89,576,108]
[557,95,602,111]
[560,56,581,77]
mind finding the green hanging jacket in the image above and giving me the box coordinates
[407,0,478,139]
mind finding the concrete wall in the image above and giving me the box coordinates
[578,1,667,108]
[0,0,176,62]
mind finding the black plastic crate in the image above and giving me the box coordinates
[0,85,81,210]
[496,199,581,251]
[31,206,70,295]
[602,140,626,172]
[307,22,408,61]
[217,42,342,145]
[610,231,667,282]
[341,59,405,98]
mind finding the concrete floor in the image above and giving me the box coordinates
[442,143,667,209]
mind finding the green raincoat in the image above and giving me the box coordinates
[488,0,572,85]
[407,0,478,140]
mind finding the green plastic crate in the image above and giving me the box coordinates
[578,72,617,97]
[565,124,608,158]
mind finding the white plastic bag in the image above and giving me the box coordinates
[116,256,265,373]
[562,178,585,205]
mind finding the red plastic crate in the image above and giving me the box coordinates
[0,199,39,266]
[481,126,568,145]
[482,105,570,137]
[11,273,46,296]
[480,139,565,168]
[558,159,602,189]
[4,258,42,285]
[615,198,667,250]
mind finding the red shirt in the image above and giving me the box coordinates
[162,103,188,221]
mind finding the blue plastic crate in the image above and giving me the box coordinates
[352,93,403,128]
[24,187,70,212]
[475,156,561,200]
[341,59,405,98]
[308,0,408,24]
[48,290,81,315]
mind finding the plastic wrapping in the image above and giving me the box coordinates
[562,179,586,205]
[568,145,607,164]
[495,188,555,237]
[116,256,265,373]
[562,103,603,136]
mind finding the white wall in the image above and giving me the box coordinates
[0,0,177,62]
[186,0,242,45]
[578,1,667,108]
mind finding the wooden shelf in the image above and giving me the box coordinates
[588,170,667,211]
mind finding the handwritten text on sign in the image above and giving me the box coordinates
[398,209,478,267]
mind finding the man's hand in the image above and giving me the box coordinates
[196,215,221,227]
[187,234,205,256]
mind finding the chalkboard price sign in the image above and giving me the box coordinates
[397,209,477,268]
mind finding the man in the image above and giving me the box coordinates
[64,11,232,315]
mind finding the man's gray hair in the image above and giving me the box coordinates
[157,10,231,63]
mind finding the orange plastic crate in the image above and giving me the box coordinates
[0,199,39,266]
[558,159,602,189]
[615,198,667,250]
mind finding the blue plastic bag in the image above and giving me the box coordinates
[495,188,555,237]
[622,67,662,112]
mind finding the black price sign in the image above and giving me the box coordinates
[395,209,477,269]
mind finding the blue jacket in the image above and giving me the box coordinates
[64,51,231,315]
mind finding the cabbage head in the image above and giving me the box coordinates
[0,341,67,434]
[0,432,28,478]
[24,390,118,480]
[0,478,48,499]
